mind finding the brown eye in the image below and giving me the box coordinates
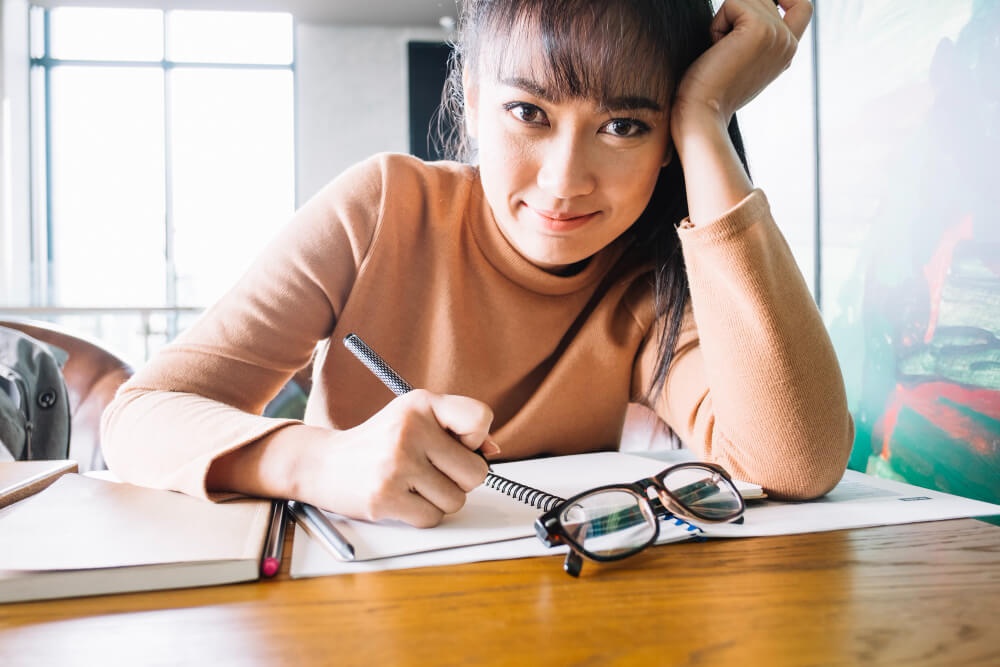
[506,103,547,125]
[602,118,649,138]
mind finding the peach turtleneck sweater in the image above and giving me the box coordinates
[101,153,853,501]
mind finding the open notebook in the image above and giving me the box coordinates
[291,451,762,576]
[0,474,272,603]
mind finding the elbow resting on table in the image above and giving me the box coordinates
[760,413,856,502]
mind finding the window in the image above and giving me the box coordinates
[26,7,295,361]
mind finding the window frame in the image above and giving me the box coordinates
[27,5,297,324]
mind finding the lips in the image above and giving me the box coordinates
[524,204,598,232]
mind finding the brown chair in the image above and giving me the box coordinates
[0,319,133,472]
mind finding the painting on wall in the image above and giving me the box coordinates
[819,1,999,504]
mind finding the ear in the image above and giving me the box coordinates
[462,66,479,139]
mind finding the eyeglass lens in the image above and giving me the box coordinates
[663,465,743,520]
[558,489,658,558]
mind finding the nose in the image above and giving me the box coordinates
[536,132,597,199]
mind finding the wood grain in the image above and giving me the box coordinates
[2,519,998,666]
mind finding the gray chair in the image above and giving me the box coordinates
[0,319,133,472]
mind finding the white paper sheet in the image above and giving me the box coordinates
[702,470,1000,537]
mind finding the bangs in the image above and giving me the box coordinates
[479,0,673,108]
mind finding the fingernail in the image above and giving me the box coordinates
[480,438,502,456]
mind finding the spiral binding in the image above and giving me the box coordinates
[484,471,564,512]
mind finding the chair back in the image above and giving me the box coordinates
[0,320,133,472]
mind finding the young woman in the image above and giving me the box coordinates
[102,0,853,528]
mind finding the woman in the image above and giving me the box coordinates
[102,0,852,527]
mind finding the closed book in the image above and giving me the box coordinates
[0,460,77,509]
[0,474,271,603]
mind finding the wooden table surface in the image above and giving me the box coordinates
[2,518,999,666]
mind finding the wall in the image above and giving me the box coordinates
[819,1,1000,504]
[294,22,447,204]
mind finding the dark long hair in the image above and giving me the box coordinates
[439,0,751,399]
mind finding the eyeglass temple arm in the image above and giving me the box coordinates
[534,516,585,577]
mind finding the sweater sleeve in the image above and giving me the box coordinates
[639,189,854,500]
[100,157,386,499]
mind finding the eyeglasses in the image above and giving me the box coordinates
[533,462,746,577]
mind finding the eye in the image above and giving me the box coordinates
[504,102,549,126]
[601,118,650,138]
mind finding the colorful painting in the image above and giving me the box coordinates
[819,1,1000,506]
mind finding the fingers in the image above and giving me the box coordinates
[375,472,463,528]
[713,0,813,43]
[777,0,813,40]
[406,466,472,526]
[426,392,494,453]
[365,390,493,526]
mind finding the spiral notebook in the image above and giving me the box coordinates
[291,452,761,575]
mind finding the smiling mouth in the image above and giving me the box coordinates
[526,205,598,232]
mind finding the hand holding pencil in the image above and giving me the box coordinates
[210,333,496,530]
[344,333,502,461]
[339,333,498,525]
[275,333,495,529]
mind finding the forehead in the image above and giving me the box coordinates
[475,7,671,108]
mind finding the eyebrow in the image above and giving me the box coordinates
[500,76,663,113]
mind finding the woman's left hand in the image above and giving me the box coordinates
[673,0,813,126]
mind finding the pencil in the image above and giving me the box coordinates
[343,333,413,395]
[343,332,500,462]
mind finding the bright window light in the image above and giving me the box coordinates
[167,11,294,64]
[49,7,163,61]
[30,7,296,361]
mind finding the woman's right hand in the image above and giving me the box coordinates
[213,389,496,528]
[673,0,812,127]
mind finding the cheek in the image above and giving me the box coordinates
[607,153,662,206]
[480,131,535,185]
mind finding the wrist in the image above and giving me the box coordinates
[669,102,753,226]
[671,94,730,133]
[206,422,326,500]
[669,99,730,158]
[258,423,333,500]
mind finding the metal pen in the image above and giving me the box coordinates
[287,499,356,561]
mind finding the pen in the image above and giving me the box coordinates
[287,499,356,561]
[260,500,288,577]
[343,332,499,461]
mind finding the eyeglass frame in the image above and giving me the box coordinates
[533,461,746,576]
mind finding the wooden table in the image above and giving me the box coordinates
[2,518,998,666]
